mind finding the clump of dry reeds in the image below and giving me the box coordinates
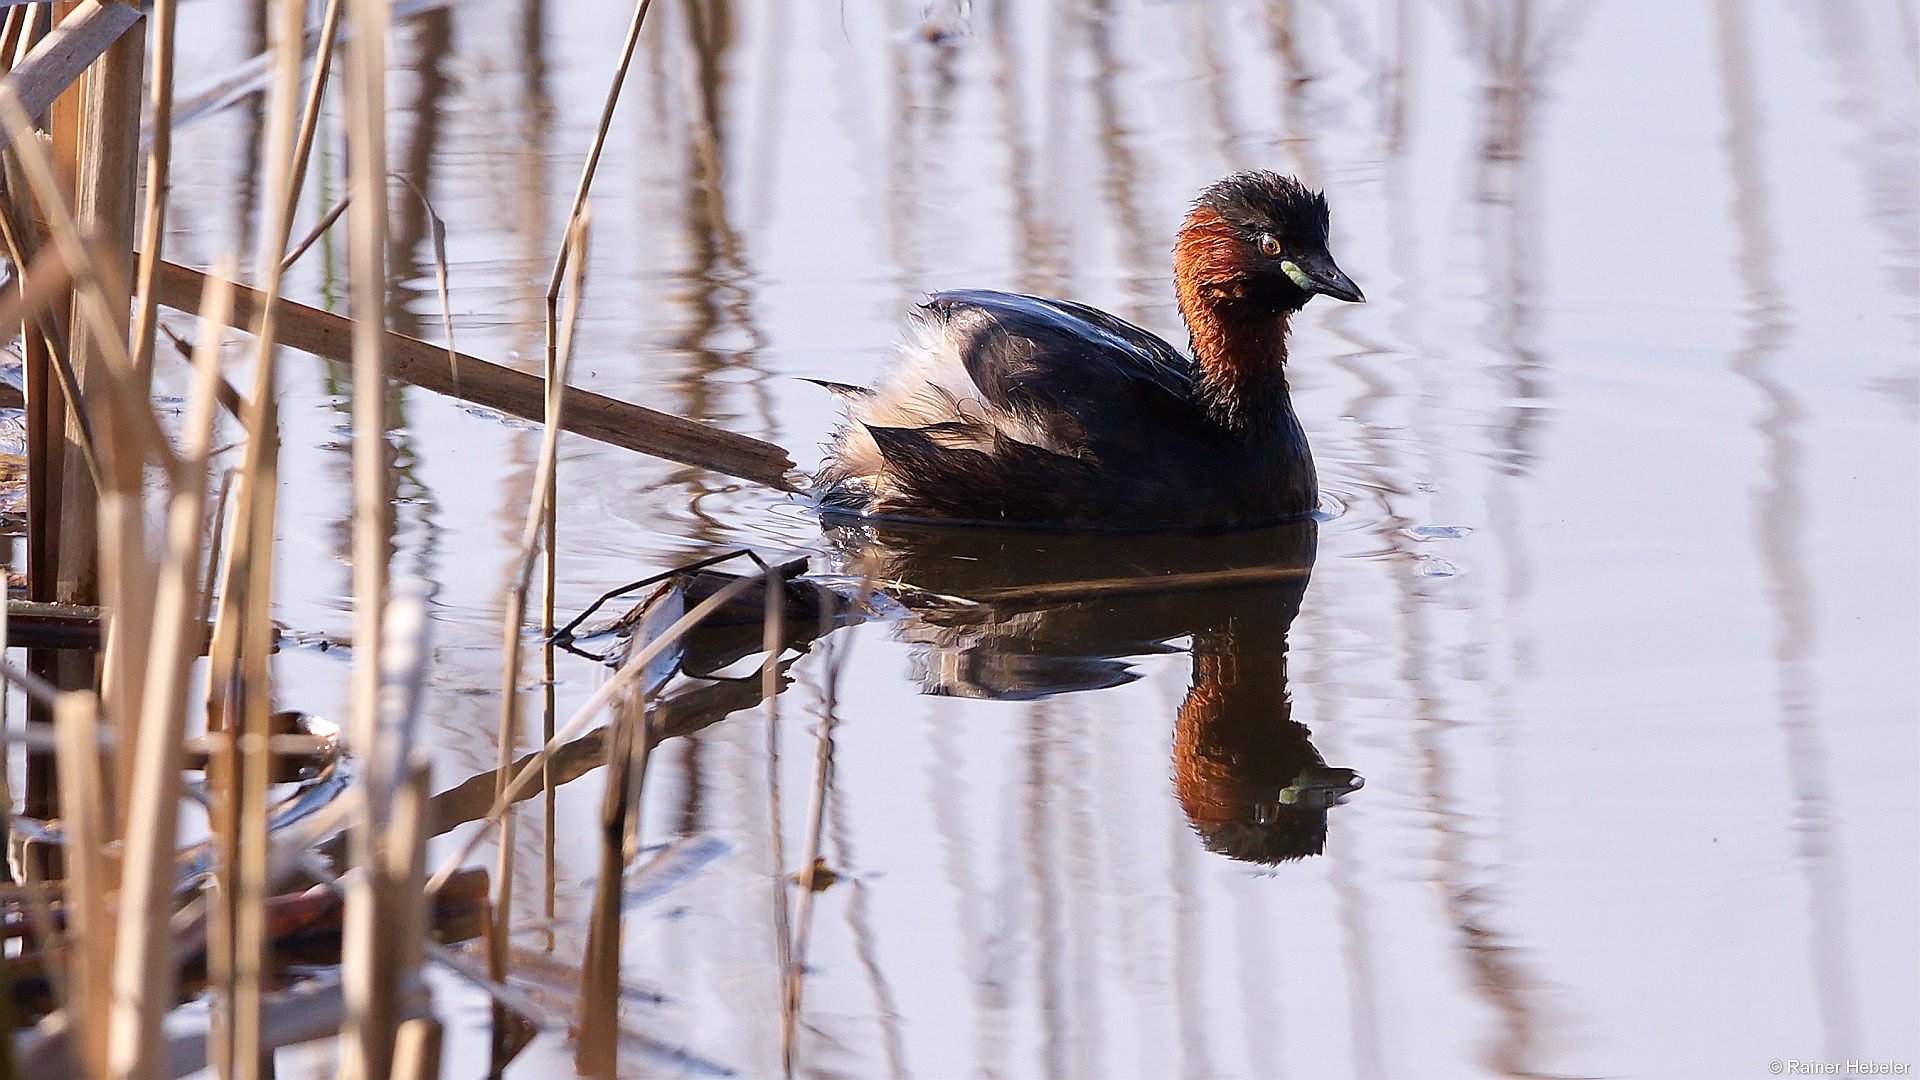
[0,0,820,1075]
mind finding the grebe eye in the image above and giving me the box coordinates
[1258,234,1282,257]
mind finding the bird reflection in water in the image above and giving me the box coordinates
[827,516,1362,863]
[564,517,1362,865]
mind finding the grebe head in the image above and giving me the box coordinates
[1172,172,1361,425]
[1175,171,1364,314]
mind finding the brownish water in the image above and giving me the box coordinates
[155,0,1918,1075]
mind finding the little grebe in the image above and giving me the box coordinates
[814,170,1363,529]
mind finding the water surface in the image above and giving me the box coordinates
[160,1,1918,1075]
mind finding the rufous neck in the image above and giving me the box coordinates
[1173,209,1295,430]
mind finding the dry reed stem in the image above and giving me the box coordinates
[579,544,670,1076]
[537,0,650,469]
[784,648,839,1074]
[16,9,79,852]
[392,1017,444,1080]
[151,260,797,486]
[52,690,109,1077]
[105,260,232,1080]
[69,26,158,766]
[535,17,652,937]
[546,0,652,303]
[158,322,250,421]
[0,171,105,492]
[198,400,262,1078]
[0,87,176,470]
[199,468,235,629]
[128,0,175,380]
[279,193,346,274]
[762,572,795,1076]
[336,0,399,1064]
[0,241,76,339]
[34,21,149,1072]
[283,0,343,230]
[77,12,152,817]
[396,176,458,399]
[340,0,391,811]
[387,759,437,1069]
[220,0,306,1069]
[0,656,60,708]
[575,678,648,1077]
[7,5,45,71]
[0,5,28,72]
[423,940,560,1023]
[424,569,768,896]
[0,0,141,151]
[488,208,588,1067]
[534,19,652,910]
[223,373,282,1080]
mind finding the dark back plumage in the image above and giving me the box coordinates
[813,289,1316,528]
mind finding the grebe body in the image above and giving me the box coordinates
[815,171,1361,530]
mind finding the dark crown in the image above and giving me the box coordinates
[1195,171,1329,248]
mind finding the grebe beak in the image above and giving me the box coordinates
[1293,251,1364,303]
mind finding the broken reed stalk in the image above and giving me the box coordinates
[395,177,458,400]
[425,570,770,896]
[536,5,650,865]
[280,194,347,274]
[128,0,175,379]
[490,207,588,1067]
[105,263,232,1080]
[337,0,405,1071]
[151,261,799,488]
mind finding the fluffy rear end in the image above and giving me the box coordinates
[815,306,1085,519]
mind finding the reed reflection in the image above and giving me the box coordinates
[829,517,1363,864]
